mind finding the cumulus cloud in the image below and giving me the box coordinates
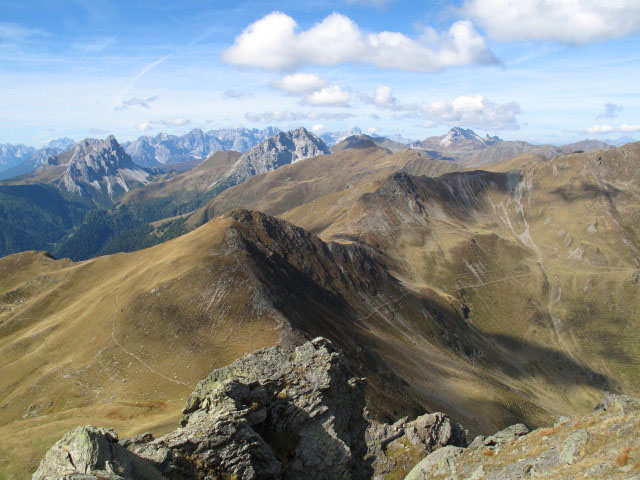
[598,102,623,119]
[245,110,356,122]
[577,123,640,135]
[311,124,328,133]
[114,95,158,111]
[272,73,326,94]
[159,117,191,126]
[135,117,191,132]
[135,121,153,132]
[360,85,410,110]
[303,85,351,106]
[463,0,640,44]
[421,95,521,130]
[361,86,520,130]
[222,12,497,72]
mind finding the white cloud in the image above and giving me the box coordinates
[463,0,640,44]
[598,102,623,119]
[360,85,408,110]
[245,111,356,122]
[272,73,326,94]
[135,121,153,132]
[311,124,327,133]
[159,117,191,126]
[366,126,380,134]
[578,123,640,135]
[303,85,351,106]
[135,117,191,131]
[222,12,497,72]
[114,95,158,111]
[421,95,521,130]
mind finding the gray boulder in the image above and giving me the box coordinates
[33,338,466,480]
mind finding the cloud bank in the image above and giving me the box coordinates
[464,0,640,44]
[222,12,497,72]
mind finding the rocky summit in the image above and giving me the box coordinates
[406,395,640,480]
[32,338,466,480]
[221,127,331,188]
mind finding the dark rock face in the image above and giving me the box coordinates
[32,338,465,480]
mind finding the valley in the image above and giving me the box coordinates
[0,127,638,478]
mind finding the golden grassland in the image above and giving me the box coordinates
[1,143,639,478]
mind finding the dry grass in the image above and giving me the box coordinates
[616,446,631,467]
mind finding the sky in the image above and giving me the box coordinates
[1,0,639,146]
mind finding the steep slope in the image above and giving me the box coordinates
[0,184,91,257]
[188,147,459,228]
[216,127,331,189]
[0,207,596,479]
[119,150,242,212]
[9,136,150,207]
[285,143,640,418]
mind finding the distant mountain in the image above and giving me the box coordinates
[0,143,36,175]
[0,138,76,180]
[46,137,75,151]
[8,136,150,208]
[219,127,330,189]
[332,134,407,153]
[123,127,280,166]
[320,127,363,146]
[208,126,281,152]
[414,127,613,166]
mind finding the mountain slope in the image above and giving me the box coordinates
[9,136,149,208]
[217,127,331,188]
[0,204,620,478]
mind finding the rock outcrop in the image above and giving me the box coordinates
[222,127,330,187]
[405,394,640,480]
[33,338,465,480]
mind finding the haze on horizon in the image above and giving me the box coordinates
[1,0,639,147]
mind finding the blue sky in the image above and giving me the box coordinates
[1,0,639,146]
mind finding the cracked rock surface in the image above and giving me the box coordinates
[33,338,464,480]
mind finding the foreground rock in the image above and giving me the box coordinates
[33,338,465,480]
[405,394,640,480]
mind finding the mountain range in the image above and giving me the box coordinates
[122,127,281,166]
[0,138,75,180]
[413,127,613,166]
[0,125,638,478]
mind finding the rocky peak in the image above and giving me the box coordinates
[222,128,330,187]
[33,338,466,480]
[46,137,75,150]
[439,127,485,147]
[44,136,150,205]
[406,394,640,479]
